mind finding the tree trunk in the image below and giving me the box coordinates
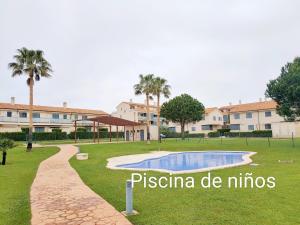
[27,77,33,151]
[157,95,161,143]
[2,151,7,165]
[146,94,151,144]
[181,123,185,140]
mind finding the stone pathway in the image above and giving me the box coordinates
[30,144,132,225]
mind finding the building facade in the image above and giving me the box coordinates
[0,97,107,133]
[111,101,161,140]
[167,107,224,134]
[220,100,284,132]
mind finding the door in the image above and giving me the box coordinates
[140,129,145,141]
[126,130,130,141]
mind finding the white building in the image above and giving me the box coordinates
[0,97,107,133]
[112,100,160,140]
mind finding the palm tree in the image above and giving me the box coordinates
[134,74,154,144]
[152,77,171,142]
[8,47,52,151]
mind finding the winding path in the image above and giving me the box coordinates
[30,144,132,225]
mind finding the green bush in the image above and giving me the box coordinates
[0,132,26,141]
[51,128,62,133]
[217,128,230,136]
[68,131,124,139]
[21,127,29,134]
[224,130,272,138]
[33,132,67,141]
[0,132,67,141]
[77,127,88,132]
[208,132,220,137]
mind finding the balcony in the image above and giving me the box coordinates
[0,116,73,124]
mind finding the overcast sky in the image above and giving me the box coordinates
[1,0,300,113]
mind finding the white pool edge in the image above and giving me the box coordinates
[106,151,257,174]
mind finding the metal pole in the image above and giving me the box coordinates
[97,122,100,143]
[292,132,295,148]
[132,126,135,142]
[126,180,133,214]
[109,125,112,142]
[74,120,77,143]
[116,126,119,142]
[93,121,96,143]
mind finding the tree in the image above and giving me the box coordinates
[134,74,155,143]
[0,139,15,165]
[160,94,205,139]
[265,57,300,121]
[152,77,171,142]
[8,47,52,150]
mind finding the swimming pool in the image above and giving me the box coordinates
[107,151,256,174]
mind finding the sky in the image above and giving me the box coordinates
[1,0,300,113]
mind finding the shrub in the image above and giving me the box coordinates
[217,128,230,136]
[208,132,220,137]
[52,128,62,133]
[77,127,87,132]
[224,131,272,138]
[0,132,67,141]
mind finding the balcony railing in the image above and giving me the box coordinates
[0,116,73,124]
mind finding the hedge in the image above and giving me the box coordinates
[68,131,124,139]
[162,132,204,138]
[224,130,272,138]
[0,132,67,141]
[208,132,220,137]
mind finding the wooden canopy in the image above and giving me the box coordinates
[73,115,143,143]
[87,115,141,126]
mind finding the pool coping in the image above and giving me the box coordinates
[106,151,257,174]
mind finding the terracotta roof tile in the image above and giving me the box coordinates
[219,100,277,113]
[0,103,107,115]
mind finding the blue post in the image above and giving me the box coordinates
[126,180,133,214]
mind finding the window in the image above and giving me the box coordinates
[33,113,40,118]
[213,116,216,121]
[63,114,68,119]
[265,124,272,130]
[230,124,240,130]
[168,127,176,132]
[246,112,252,119]
[74,114,78,120]
[19,112,27,118]
[248,125,254,131]
[218,116,222,121]
[52,113,59,119]
[202,125,212,130]
[234,113,240,119]
[223,115,228,122]
[7,111,12,117]
[82,115,88,120]
[265,111,272,117]
[191,127,196,131]
[35,127,45,132]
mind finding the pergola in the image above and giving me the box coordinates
[74,115,142,143]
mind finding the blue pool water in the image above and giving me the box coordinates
[117,151,250,172]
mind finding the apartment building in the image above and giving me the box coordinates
[167,107,224,134]
[111,100,160,139]
[0,97,107,133]
[220,100,284,132]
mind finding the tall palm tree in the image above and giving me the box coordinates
[152,77,171,142]
[8,47,52,150]
[134,74,154,144]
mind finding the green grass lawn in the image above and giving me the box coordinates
[70,138,300,225]
[0,146,58,225]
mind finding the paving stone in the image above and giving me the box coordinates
[30,144,132,225]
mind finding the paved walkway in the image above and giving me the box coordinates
[30,145,132,225]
